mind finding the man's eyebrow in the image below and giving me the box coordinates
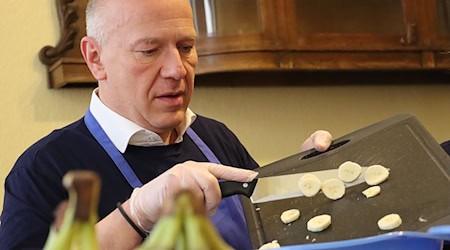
[180,35,196,42]
[130,35,197,48]
[130,38,156,48]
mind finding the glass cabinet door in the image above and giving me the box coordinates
[286,0,417,50]
[295,0,404,34]
[435,0,450,48]
[190,0,280,55]
[436,0,450,35]
[430,0,450,68]
[191,0,261,36]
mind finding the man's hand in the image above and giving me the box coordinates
[129,161,258,232]
[300,130,333,152]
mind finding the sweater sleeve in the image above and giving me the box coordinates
[441,140,450,156]
[0,149,67,249]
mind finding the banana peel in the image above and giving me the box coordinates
[44,171,101,250]
[138,190,233,250]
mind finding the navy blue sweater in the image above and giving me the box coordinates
[0,115,258,249]
[441,140,450,156]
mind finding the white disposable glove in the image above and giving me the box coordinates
[300,130,333,152]
[129,160,258,232]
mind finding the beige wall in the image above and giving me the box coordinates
[1,0,450,213]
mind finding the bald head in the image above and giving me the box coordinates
[85,0,194,45]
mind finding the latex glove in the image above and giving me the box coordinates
[300,130,333,152]
[129,161,258,232]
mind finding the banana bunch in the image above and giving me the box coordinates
[138,190,233,250]
[44,171,101,250]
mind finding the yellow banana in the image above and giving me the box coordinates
[43,171,100,250]
[43,200,75,249]
[175,230,186,250]
[137,215,182,250]
[184,212,208,249]
[139,190,234,250]
[199,216,234,250]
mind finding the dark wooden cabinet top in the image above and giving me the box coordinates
[40,0,450,88]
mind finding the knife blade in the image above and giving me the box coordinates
[219,167,368,203]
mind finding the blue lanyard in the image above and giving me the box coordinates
[84,109,222,188]
[185,127,220,164]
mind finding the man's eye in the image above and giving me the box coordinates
[140,49,157,56]
[179,45,193,54]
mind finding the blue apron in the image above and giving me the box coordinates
[84,110,252,250]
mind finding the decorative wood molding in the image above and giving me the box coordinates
[39,0,79,66]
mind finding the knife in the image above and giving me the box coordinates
[219,167,369,203]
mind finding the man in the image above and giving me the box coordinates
[0,0,332,249]
[442,141,450,155]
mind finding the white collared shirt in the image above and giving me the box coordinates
[89,88,196,153]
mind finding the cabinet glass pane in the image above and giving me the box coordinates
[295,0,404,34]
[190,0,261,36]
[436,0,450,35]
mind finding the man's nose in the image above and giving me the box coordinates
[160,48,187,80]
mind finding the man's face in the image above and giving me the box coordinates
[98,0,198,137]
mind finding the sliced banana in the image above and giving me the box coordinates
[321,178,345,200]
[298,173,322,197]
[378,213,402,230]
[280,209,300,224]
[259,240,280,249]
[362,186,381,198]
[307,214,332,232]
[365,165,390,185]
[338,161,362,182]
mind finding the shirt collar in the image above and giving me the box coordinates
[89,88,196,153]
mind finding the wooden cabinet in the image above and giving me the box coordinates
[41,0,450,88]
[191,0,283,74]
[194,0,450,73]
[429,0,450,67]
[286,0,415,50]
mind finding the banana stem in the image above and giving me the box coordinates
[63,171,101,221]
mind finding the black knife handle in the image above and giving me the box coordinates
[219,179,258,198]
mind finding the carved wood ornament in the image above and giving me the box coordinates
[39,0,96,88]
[39,0,79,66]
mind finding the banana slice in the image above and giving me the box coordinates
[298,173,322,197]
[362,186,381,198]
[307,214,331,232]
[365,165,389,185]
[280,209,300,224]
[338,161,362,182]
[321,178,345,200]
[259,240,280,249]
[378,213,402,230]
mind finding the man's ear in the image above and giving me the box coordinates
[80,36,106,81]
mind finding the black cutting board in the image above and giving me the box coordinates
[242,114,450,248]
